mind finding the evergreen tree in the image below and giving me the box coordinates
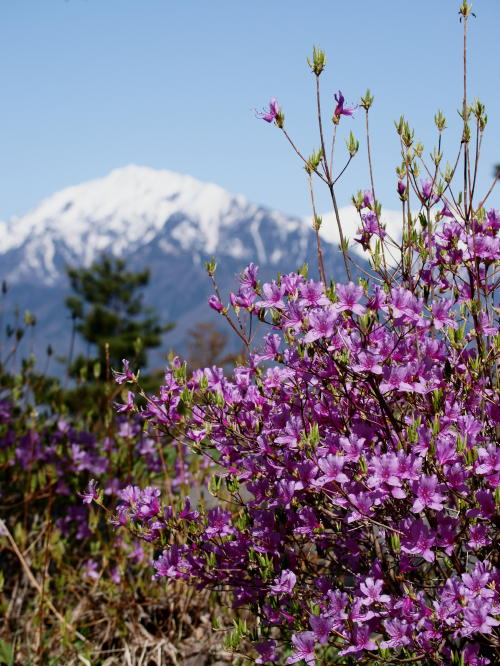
[65,254,172,379]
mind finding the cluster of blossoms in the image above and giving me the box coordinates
[0,395,182,574]
[96,13,499,662]
[106,198,500,661]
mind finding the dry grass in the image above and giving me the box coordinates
[1,521,239,666]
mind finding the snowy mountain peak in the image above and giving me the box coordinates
[0,165,399,288]
[0,166,257,284]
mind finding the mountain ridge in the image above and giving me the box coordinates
[0,165,380,367]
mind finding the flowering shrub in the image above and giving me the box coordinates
[97,3,500,663]
[0,359,219,663]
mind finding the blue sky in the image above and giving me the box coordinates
[1,0,499,220]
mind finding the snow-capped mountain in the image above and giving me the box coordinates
[0,165,316,285]
[0,165,370,366]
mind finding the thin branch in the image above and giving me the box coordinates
[281,128,328,184]
[315,74,330,181]
[327,182,352,281]
[308,172,327,286]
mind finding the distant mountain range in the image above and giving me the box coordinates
[0,165,396,371]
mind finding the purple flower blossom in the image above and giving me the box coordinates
[476,311,498,336]
[468,524,491,549]
[153,546,193,580]
[335,282,365,315]
[256,98,280,123]
[115,391,135,413]
[431,299,457,329]
[299,280,331,307]
[462,562,494,599]
[440,200,455,217]
[333,90,355,120]
[110,566,121,584]
[420,178,434,200]
[352,350,383,374]
[269,569,297,596]
[461,599,500,636]
[309,614,334,644]
[205,506,234,538]
[347,490,375,523]
[315,454,349,486]
[303,307,338,343]
[256,281,286,309]
[359,577,391,605]
[254,333,281,362]
[255,639,278,664]
[468,490,495,519]
[294,506,319,536]
[82,559,100,581]
[178,497,200,521]
[362,189,374,207]
[133,486,161,520]
[475,444,500,478]
[286,632,315,665]
[387,287,424,323]
[380,618,412,649]
[368,453,406,498]
[113,359,135,384]
[340,434,365,462]
[208,295,224,312]
[80,479,99,504]
[411,475,446,513]
[339,626,377,655]
[400,518,436,562]
[240,262,259,288]
[283,301,304,333]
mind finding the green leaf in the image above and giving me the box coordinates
[0,639,14,666]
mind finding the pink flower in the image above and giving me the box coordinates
[431,299,457,329]
[309,614,334,644]
[80,479,99,504]
[411,475,446,513]
[269,569,297,595]
[256,281,286,309]
[287,632,315,665]
[256,98,280,123]
[335,282,365,315]
[113,359,134,384]
[333,90,356,121]
[82,559,100,581]
[208,295,224,312]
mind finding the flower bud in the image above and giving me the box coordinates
[307,148,323,173]
[352,190,364,212]
[204,257,217,276]
[462,122,471,143]
[459,1,473,19]
[394,116,405,136]
[402,121,414,148]
[397,180,407,202]
[275,109,285,129]
[360,89,374,110]
[345,131,359,157]
[307,46,326,75]
[434,110,447,132]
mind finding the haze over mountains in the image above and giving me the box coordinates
[0,165,400,369]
